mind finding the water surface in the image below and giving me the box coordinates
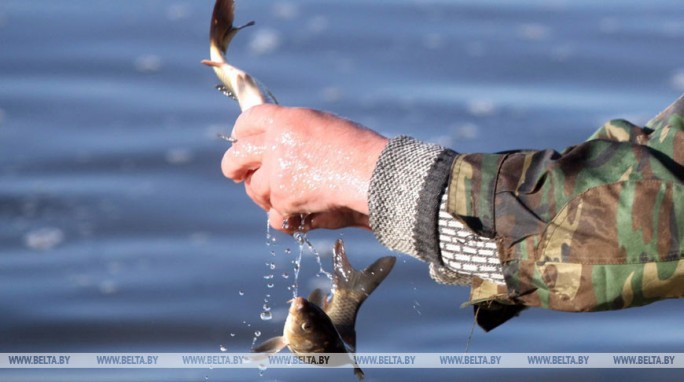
[1,0,683,381]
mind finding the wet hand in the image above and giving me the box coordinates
[221,104,388,232]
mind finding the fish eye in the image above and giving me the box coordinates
[301,322,312,332]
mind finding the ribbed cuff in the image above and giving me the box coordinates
[368,136,457,263]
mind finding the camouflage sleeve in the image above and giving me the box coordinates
[449,94,684,326]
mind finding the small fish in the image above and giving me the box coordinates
[253,239,397,380]
[202,0,277,111]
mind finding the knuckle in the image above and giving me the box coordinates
[220,150,236,179]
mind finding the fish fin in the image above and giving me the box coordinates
[345,342,356,354]
[333,240,397,298]
[236,20,256,30]
[308,288,327,309]
[252,336,287,353]
[353,365,365,380]
[362,255,397,290]
[332,240,396,350]
[201,59,223,67]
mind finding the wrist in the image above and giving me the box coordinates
[337,134,389,216]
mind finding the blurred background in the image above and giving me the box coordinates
[1,0,683,381]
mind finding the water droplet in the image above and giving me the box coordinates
[260,311,272,321]
[219,345,227,352]
[413,299,423,316]
[293,232,305,245]
[269,262,276,270]
[266,283,274,288]
[230,333,236,337]
[238,290,245,296]
[284,248,291,255]
[263,274,274,280]
[263,304,271,311]
[282,219,290,230]
[270,250,275,257]
[254,330,261,337]
[281,272,289,279]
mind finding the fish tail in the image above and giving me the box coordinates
[209,0,255,62]
[333,239,396,299]
[330,241,396,354]
[209,0,235,58]
[353,365,365,380]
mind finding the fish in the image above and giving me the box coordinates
[202,0,277,111]
[253,239,397,380]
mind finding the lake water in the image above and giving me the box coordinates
[1,0,683,381]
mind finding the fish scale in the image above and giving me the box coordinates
[323,242,396,352]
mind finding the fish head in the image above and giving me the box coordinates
[283,297,346,354]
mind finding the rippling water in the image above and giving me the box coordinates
[1,0,683,381]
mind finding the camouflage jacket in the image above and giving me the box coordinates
[369,94,683,330]
[448,94,684,329]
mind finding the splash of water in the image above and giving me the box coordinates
[251,330,262,349]
[290,215,306,298]
[412,284,422,316]
[303,237,333,280]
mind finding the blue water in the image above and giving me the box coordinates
[1,0,683,381]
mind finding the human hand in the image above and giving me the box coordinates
[221,105,389,232]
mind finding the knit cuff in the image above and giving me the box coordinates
[368,136,457,263]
